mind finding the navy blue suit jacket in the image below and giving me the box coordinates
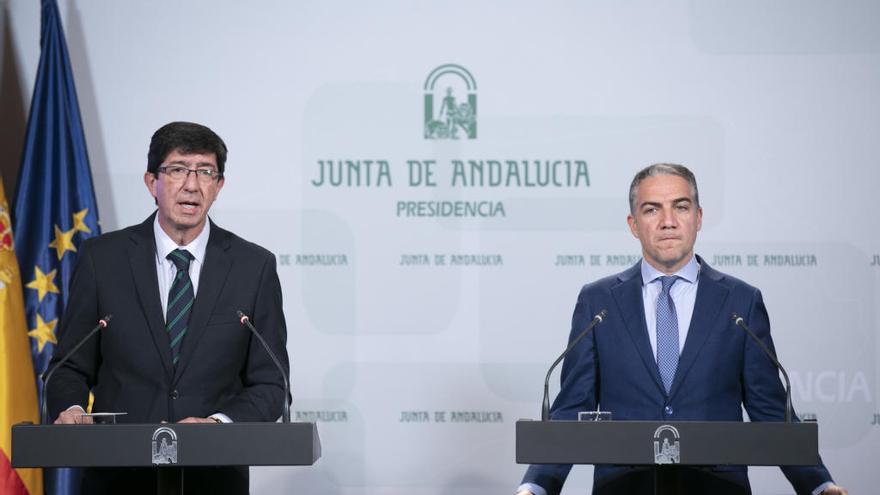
[522,257,832,495]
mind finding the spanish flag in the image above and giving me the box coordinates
[0,179,42,495]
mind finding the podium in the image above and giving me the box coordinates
[12,422,320,494]
[516,419,818,494]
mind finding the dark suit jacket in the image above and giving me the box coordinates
[46,213,289,494]
[522,256,833,495]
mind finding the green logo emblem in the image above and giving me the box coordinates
[424,64,477,140]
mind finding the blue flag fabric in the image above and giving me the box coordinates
[13,1,101,493]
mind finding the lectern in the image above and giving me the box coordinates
[12,422,320,494]
[516,420,818,494]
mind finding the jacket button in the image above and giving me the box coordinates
[664,405,673,416]
[170,390,179,400]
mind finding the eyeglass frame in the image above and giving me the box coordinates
[156,165,223,182]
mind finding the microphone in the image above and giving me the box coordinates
[542,310,607,421]
[731,313,793,423]
[41,315,112,424]
[237,310,291,423]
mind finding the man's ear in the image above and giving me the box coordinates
[144,172,158,201]
[627,214,639,239]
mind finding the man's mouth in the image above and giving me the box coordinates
[178,201,200,213]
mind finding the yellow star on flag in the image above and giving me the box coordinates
[28,313,58,353]
[72,208,92,234]
[48,224,77,260]
[26,265,60,302]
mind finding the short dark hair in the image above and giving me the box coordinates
[629,163,699,214]
[147,122,227,177]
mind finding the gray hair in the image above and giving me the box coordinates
[628,163,699,214]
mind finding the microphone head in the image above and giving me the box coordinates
[731,313,744,326]
[237,310,249,325]
[99,315,113,328]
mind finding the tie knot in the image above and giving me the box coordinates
[167,249,194,272]
[659,275,678,293]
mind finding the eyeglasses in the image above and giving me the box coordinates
[157,166,221,183]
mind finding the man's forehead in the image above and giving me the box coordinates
[637,175,693,199]
[165,149,218,167]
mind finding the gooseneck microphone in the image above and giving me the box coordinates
[731,313,793,423]
[237,310,291,423]
[40,315,112,424]
[542,309,608,421]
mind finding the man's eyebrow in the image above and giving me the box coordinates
[639,198,693,209]
[167,160,216,168]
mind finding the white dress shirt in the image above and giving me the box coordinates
[640,255,700,359]
[153,215,210,319]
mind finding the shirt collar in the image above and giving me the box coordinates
[153,214,211,265]
[640,254,700,286]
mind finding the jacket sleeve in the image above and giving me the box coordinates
[214,252,289,422]
[521,285,598,495]
[45,239,101,421]
[740,288,834,494]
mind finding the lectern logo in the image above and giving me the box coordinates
[653,425,680,464]
[424,64,477,140]
[151,426,178,465]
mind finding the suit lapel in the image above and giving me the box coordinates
[668,257,730,398]
[127,214,174,381]
[611,262,666,395]
[173,222,232,383]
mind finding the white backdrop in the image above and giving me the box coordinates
[3,1,879,493]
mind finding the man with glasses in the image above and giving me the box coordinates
[47,121,289,494]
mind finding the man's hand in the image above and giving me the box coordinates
[822,484,848,495]
[177,417,219,423]
[53,406,92,424]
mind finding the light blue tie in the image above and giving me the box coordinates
[656,276,680,394]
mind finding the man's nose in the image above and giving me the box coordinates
[182,170,200,190]
[660,208,677,227]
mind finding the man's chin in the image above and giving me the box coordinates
[170,216,205,232]
[645,251,684,268]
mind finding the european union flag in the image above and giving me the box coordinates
[13,1,101,493]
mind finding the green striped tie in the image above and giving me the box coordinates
[166,249,194,366]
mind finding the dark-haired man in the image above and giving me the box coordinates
[47,121,288,494]
[517,164,846,495]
